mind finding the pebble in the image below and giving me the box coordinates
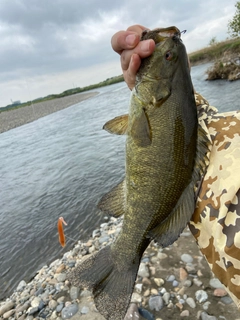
[56,273,66,282]
[138,307,155,320]
[162,292,171,305]
[180,309,190,317]
[172,280,179,287]
[80,306,89,314]
[203,301,211,310]
[61,304,78,319]
[186,297,196,308]
[220,295,233,304]
[195,290,208,303]
[17,280,27,292]
[124,303,140,320]
[179,267,188,281]
[153,278,164,287]
[181,254,193,263]
[201,311,217,320]
[49,299,58,310]
[3,309,15,319]
[213,288,228,297]
[148,295,164,311]
[0,216,235,320]
[157,252,168,259]
[183,279,192,288]
[193,278,203,287]
[69,286,80,300]
[138,263,150,278]
[131,293,142,303]
[166,275,175,282]
[209,278,223,289]
[0,301,15,316]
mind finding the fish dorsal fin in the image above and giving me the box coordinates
[148,124,211,247]
[97,179,126,217]
[103,114,129,135]
[131,108,151,147]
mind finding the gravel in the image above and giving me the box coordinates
[0,217,239,320]
[0,92,98,133]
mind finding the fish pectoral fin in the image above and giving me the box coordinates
[103,114,129,135]
[97,179,126,217]
[148,181,195,247]
[131,109,151,147]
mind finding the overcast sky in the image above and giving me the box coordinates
[0,0,237,107]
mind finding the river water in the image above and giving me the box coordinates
[0,63,239,300]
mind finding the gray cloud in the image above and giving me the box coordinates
[0,0,237,106]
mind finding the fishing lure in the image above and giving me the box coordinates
[58,217,67,247]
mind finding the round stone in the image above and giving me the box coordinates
[180,310,190,317]
[195,290,208,303]
[181,254,193,263]
[148,295,164,311]
[81,306,89,314]
[138,263,150,278]
[186,297,196,308]
[49,300,58,310]
[61,304,78,319]
[213,288,228,297]
[166,275,175,282]
[57,273,66,282]
[209,278,223,289]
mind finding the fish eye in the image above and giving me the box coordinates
[165,51,173,61]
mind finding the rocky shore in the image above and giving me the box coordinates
[0,92,98,134]
[1,216,240,320]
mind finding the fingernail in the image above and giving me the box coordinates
[140,40,151,52]
[126,34,137,46]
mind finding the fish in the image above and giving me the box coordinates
[68,26,210,320]
[58,217,67,247]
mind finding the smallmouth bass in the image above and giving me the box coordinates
[69,26,210,320]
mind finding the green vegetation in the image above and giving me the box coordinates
[228,1,240,37]
[1,74,124,112]
[189,37,240,65]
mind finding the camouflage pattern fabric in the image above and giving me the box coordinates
[189,93,240,308]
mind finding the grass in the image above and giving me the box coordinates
[189,37,240,65]
[1,75,124,112]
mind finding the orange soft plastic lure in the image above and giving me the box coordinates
[58,217,68,247]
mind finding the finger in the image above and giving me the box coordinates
[126,24,149,33]
[111,30,140,55]
[123,53,141,90]
[120,39,155,71]
[111,25,149,55]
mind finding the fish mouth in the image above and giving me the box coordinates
[141,26,181,44]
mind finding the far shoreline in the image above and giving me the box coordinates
[0,91,99,134]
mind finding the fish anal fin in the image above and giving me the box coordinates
[68,245,139,320]
[131,109,151,147]
[148,181,195,247]
[97,180,125,217]
[103,114,129,135]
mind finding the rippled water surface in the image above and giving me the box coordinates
[0,64,239,299]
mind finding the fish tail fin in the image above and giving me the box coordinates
[68,245,139,320]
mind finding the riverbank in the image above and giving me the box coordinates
[1,216,239,320]
[0,92,98,134]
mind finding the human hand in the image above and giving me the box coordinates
[111,25,155,90]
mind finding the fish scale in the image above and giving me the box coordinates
[69,26,210,320]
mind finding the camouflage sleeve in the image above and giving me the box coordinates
[189,93,240,308]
